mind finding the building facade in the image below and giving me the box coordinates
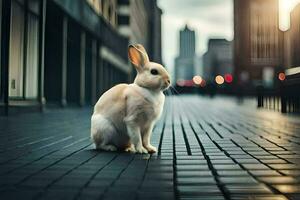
[0,0,162,115]
[234,0,283,87]
[284,4,300,68]
[117,0,163,80]
[87,0,118,28]
[174,25,196,81]
[202,39,233,82]
[144,0,162,64]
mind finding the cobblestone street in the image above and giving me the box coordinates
[0,96,299,200]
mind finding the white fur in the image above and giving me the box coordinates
[91,44,170,154]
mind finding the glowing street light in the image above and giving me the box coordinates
[192,75,202,85]
[215,75,224,85]
[200,79,206,87]
[176,79,185,86]
[224,74,233,83]
[279,0,300,31]
[278,72,286,81]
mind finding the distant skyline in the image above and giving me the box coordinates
[157,0,300,76]
[157,0,234,74]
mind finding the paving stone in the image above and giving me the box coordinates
[224,184,273,194]
[177,177,216,185]
[177,170,213,177]
[217,170,249,176]
[180,196,226,200]
[273,184,300,193]
[213,164,243,170]
[137,191,175,200]
[287,194,300,200]
[1,96,300,200]
[176,165,209,171]
[231,195,288,200]
[258,176,299,184]
[249,170,282,176]
[269,164,300,170]
[219,176,259,184]
[279,170,300,176]
[177,185,222,195]
[242,163,270,170]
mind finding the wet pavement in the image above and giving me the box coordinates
[0,95,299,200]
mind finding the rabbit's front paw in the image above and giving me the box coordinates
[125,144,136,153]
[135,146,148,154]
[145,145,157,153]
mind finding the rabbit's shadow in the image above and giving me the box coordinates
[87,148,153,159]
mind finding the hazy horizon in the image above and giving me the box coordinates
[157,0,234,76]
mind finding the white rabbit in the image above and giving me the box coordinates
[91,44,171,154]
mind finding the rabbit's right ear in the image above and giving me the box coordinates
[128,44,149,72]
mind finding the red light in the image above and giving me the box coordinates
[176,79,195,87]
[224,74,233,83]
[184,80,194,87]
[176,79,185,86]
[278,72,285,81]
[200,79,206,87]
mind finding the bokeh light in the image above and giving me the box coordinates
[224,74,233,83]
[176,79,185,86]
[215,75,224,85]
[279,0,300,31]
[200,79,206,87]
[184,80,194,87]
[278,72,286,81]
[193,75,203,85]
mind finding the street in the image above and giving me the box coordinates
[0,96,299,200]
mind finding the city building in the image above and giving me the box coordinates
[0,0,162,115]
[283,3,300,68]
[117,0,162,80]
[174,25,196,82]
[87,0,118,28]
[117,0,149,48]
[202,39,233,82]
[234,0,283,87]
[144,0,163,64]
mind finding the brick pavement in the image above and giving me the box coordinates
[0,96,299,200]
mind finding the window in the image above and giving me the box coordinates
[25,14,39,98]
[250,0,279,64]
[0,0,2,95]
[9,1,25,98]
[9,0,40,99]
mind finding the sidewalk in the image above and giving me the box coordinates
[0,96,299,200]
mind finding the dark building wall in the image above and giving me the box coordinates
[66,20,81,105]
[202,39,233,81]
[234,0,283,85]
[44,2,63,103]
[174,25,196,81]
[290,4,300,67]
[1,0,130,114]
[179,25,195,58]
[85,36,93,105]
[117,0,163,82]
[1,0,161,114]
[44,0,131,106]
[145,0,162,63]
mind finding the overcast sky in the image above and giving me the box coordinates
[157,0,233,73]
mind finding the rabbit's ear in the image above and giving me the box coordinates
[128,44,149,71]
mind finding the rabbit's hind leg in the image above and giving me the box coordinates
[91,114,117,151]
[96,143,117,151]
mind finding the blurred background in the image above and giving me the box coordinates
[1,0,300,115]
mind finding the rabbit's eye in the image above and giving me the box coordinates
[150,69,159,75]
